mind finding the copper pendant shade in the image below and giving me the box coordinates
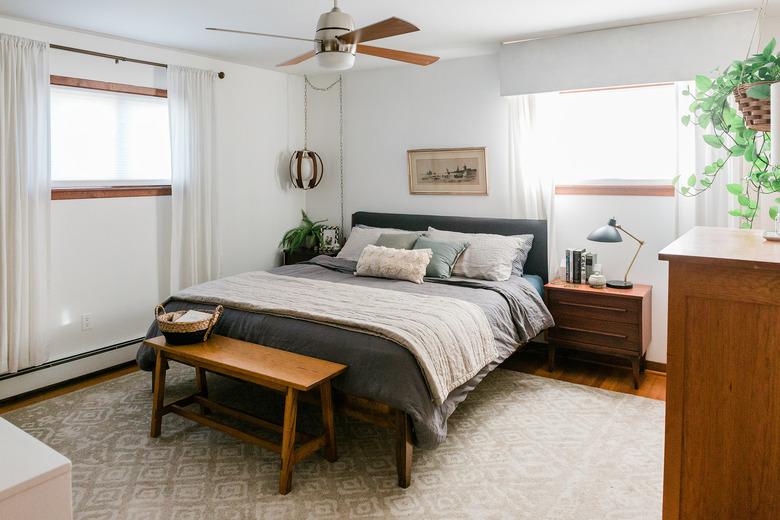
[289,149,324,190]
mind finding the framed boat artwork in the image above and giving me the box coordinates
[407,147,488,195]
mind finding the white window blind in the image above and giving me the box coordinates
[50,85,171,185]
[532,82,692,183]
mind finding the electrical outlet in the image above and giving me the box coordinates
[81,313,92,331]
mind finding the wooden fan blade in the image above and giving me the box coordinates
[206,27,319,43]
[277,50,317,67]
[337,17,418,45]
[356,45,439,66]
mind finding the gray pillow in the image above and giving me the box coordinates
[512,234,535,276]
[375,233,420,250]
[413,237,469,279]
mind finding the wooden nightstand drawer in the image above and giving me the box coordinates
[544,282,652,389]
[549,315,640,351]
[548,288,640,324]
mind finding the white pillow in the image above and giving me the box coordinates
[337,226,419,261]
[355,245,433,284]
[426,227,529,281]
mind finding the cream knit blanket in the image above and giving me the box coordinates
[175,271,498,405]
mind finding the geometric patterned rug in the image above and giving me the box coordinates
[2,365,664,520]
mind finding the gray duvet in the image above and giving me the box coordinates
[136,256,553,448]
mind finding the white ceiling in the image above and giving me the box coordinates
[0,0,761,73]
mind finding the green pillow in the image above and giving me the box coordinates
[375,233,420,250]
[413,237,469,278]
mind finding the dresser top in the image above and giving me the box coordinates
[659,226,780,270]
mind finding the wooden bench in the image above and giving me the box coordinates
[144,334,347,495]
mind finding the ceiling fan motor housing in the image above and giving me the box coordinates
[315,7,356,69]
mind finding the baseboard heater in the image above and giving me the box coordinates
[0,337,142,382]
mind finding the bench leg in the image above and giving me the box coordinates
[196,367,209,415]
[279,387,299,495]
[396,412,413,488]
[320,381,337,462]
[150,351,167,438]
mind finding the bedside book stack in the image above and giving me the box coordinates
[564,249,597,284]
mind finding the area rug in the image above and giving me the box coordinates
[2,366,664,519]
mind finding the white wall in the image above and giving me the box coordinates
[0,17,304,396]
[306,54,673,363]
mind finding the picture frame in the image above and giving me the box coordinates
[407,147,488,195]
[319,226,341,252]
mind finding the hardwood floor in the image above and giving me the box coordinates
[0,362,139,414]
[502,344,666,401]
[0,345,666,415]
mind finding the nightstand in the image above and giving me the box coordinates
[283,248,337,266]
[544,282,652,389]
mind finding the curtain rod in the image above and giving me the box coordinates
[49,44,226,79]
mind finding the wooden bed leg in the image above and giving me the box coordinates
[395,412,413,488]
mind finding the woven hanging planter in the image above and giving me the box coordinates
[734,81,774,132]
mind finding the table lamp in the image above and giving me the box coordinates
[586,218,644,289]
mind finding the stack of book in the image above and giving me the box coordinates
[565,249,597,284]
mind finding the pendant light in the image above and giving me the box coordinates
[290,76,324,190]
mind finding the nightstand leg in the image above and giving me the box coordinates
[640,354,647,373]
[548,343,556,372]
[631,358,641,389]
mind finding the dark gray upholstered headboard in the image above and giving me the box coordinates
[352,211,548,283]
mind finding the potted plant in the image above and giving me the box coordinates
[280,210,328,261]
[677,38,780,228]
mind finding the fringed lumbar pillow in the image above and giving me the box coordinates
[355,245,432,284]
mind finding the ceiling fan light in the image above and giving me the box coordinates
[317,51,355,70]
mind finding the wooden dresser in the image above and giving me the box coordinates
[544,282,652,389]
[659,226,780,520]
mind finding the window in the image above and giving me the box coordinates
[534,82,691,189]
[50,84,171,187]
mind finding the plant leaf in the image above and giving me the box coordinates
[738,193,751,206]
[695,75,713,92]
[770,206,779,220]
[763,37,777,58]
[747,83,771,99]
[681,114,690,126]
[728,209,742,217]
[687,175,697,187]
[672,174,681,186]
[698,113,711,129]
[726,183,744,195]
[703,134,722,148]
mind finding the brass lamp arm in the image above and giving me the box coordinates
[616,225,645,283]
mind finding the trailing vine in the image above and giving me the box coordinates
[676,38,780,228]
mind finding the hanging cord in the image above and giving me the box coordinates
[303,75,345,231]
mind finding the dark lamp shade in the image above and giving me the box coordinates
[587,218,622,243]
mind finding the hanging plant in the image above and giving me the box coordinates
[676,38,780,228]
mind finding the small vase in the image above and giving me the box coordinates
[588,264,607,288]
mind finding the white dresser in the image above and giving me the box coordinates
[0,418,72,520]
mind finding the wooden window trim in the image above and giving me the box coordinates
[51,185,171,200]
[50,75,167,97]
[554,185,675,197]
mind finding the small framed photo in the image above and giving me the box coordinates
[407,147,488,195]
[319,226,341,252]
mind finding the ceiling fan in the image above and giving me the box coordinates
[206,0,439,71]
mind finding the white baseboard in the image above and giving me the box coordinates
[0,342,139,402]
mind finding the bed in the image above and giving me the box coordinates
[136,211,553,487]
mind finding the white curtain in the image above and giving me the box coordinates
[0,34,50,373]
[507,95,557,278]
[675,83,743,235]
[168,65,220,293]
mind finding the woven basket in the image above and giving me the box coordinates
[734,81,773,131]
[155,304,223,345]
